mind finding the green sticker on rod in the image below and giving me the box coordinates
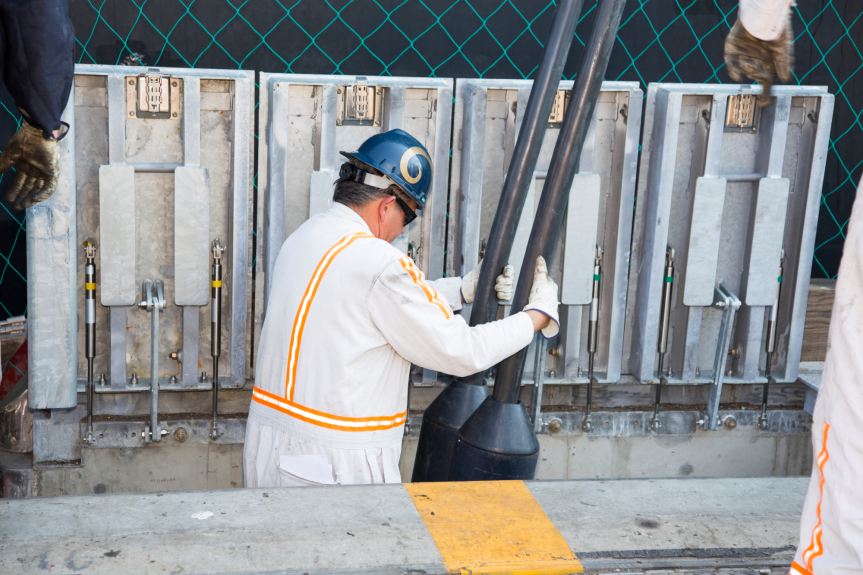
[664,276,673,283]
[594,274,601,281]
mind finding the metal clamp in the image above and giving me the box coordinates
[702,281,741,431]
[139,279,167,443]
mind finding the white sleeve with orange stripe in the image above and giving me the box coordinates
[426,276,464,312]
[369,256,534,377]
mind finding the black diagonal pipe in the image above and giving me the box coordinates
[448,0,628,482]
[411,0,584,483]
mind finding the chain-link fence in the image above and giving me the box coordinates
[1,0,859,328]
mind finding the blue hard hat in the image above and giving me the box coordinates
[340,129,433,206]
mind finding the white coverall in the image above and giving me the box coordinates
[736,3,863,573]
[735,3,863,572]
[245,202,535,487]
[788,181,863,575]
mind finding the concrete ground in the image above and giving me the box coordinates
[1,476,807,574]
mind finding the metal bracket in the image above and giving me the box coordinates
[336,84,383,126]
[724,94,759,133]
[139,279,167,443]
[548,89,569,126]
[126,73,182,120]
[702,281,741,430]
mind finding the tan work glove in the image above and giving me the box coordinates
[0,120,61,210]
[724,13,794,107]
[461,259,515,303]
[523,256,560,339]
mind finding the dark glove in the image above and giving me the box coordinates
[0,120,60,210]
[724,13,794,107]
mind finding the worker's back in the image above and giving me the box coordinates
[251,202,409,451]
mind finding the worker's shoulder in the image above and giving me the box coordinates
[348,235,405,272]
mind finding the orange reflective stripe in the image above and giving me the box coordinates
[253,386,406,432]
[399,257,453,319]
[791,560,815,575]
[285,232,374,400]
[801,422,830,572]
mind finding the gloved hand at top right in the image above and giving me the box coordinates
[1,119,61,210]
[523,256,560,339]
[724,9,794,107]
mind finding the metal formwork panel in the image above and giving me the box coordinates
[257,74,454,324]
[628,84,834,388]
[26,65,255,409]
[448,80,643,384]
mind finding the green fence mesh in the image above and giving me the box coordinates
[0,0,859,332]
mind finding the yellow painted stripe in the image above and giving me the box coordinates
[406,481,582,575]
[212,280,222,287]
[85,283,96,290]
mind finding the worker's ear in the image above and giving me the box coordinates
[379,195,396,222]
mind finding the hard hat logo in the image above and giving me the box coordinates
[400,146,432,185]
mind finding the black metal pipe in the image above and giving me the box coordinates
[411,0,585,483]
[492,0,628,404]
[460,0,585,386]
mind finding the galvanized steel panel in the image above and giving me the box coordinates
[98,165,136,306]
[27,86,77,410]
[174,167,210,306]
[682,177,727,306]
[561,173,601,305]
[450,80,642,384]
[628,84,833,386]
[744,177,790,306]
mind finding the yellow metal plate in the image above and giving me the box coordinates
[405,480,582,575]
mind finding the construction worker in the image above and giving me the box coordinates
[245,129,559,487]
[0,0,75,210]
[727,2,863,573]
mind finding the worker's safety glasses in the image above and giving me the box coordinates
[394,195,418,227]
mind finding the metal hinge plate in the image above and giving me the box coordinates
[126,73,182,120]
[724,94,759,132]
[336,83,383,126]
[548,89,569,126]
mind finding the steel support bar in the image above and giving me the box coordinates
[492,0,628,404]
[702,282,741,431]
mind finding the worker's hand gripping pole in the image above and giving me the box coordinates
[83,240,97,446]
[760,250,784,431]
[582,247,603,432]
[140,279,167,443]
[651,247,675,433]
[211,239,225,440]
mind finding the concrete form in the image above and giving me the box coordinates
[1,477,807,574]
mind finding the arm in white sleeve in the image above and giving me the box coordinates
[427,276,464,311]
[739,0,795,41]
[369,256,535,377]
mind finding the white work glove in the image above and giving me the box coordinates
[461,259,515,303]
[523,256,560,339]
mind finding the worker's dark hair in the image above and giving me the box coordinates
[333,158,402,209]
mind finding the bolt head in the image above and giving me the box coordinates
[129,80,135,86]
[724,417,737,429]
[172,112,178,117]
[129,111,135,116]
[549,420,562,433]
[173,427,188,442]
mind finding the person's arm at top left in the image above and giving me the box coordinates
[0,0,75,210]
